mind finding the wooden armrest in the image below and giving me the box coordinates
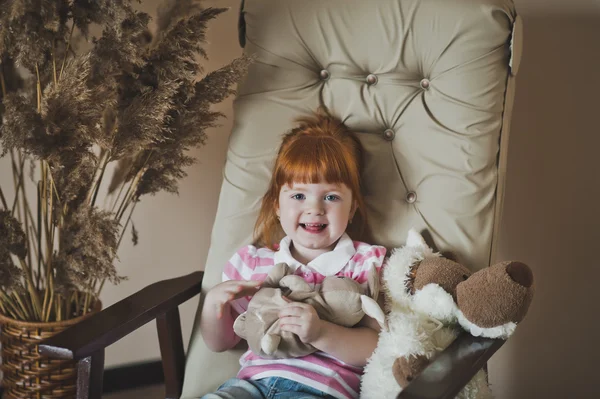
[397,332,505,399]
[39,271,204,361]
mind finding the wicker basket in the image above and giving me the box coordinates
[0,301,101,399]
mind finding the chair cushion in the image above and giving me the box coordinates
[182,0,519,396]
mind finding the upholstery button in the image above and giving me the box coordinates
[420,78,430,89]
[320,69,330,80]
[383,129,395,141]
[366,74,378,85]
[406,191,417,203]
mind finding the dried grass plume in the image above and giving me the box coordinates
[0,0,250,322]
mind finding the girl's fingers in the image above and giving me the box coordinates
[219,282,260,299]
[235,285,262,298]
[222,281,261,292]
[288,301,308,308]
[283,301,309,311]
[279,306,305,318]
[237,280,262,289]
[216,303,224,319]
[235,280,261,291]
[280,323,301,334]
[279,316,302,326]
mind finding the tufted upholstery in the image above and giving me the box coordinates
[181,0,521,396]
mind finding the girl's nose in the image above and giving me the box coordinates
[305,200,325,215]
[307,209,325,215]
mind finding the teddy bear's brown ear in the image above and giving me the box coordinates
[441,251,460,263]
[412,257,472,300]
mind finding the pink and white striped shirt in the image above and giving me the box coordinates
[222,233,386,399]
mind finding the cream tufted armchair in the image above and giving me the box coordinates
[40,0,523,398]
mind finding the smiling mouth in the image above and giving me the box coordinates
[300,223,327,232]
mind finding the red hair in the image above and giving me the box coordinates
[253,111,370,249]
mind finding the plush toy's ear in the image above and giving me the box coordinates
[406,228,430,251]
[264,263,293,287]
[361,295,386,330]
[233,312,248,339]
[366,266,380,300]
[441,251,460,263]
[280,275,312,292]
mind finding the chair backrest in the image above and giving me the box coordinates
[181,0,521,396]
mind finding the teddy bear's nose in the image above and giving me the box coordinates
[506,261,534,288]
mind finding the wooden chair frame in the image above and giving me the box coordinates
[39,271,505,399]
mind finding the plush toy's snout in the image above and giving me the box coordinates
[506,261,534,288]
[457,261,535,330]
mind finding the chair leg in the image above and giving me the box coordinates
[157,308,186,399]
[76,349,105,399]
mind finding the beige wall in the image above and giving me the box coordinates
[1,1,599,398]
[518,0,600,14]
[489,6,600,399]
[98,0,243,368]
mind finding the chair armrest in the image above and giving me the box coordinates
[39,271,204,361]
[397,332,505,399]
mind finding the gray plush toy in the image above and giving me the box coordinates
[233,263,380,359]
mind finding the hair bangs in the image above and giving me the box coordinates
[276,136,356,188]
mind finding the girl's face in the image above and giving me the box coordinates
[276,182,356,264]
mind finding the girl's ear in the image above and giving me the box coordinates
[350,201,358,220]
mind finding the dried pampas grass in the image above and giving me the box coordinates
[0,0,250,322]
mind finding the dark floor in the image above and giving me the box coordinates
[102,384,164,399]
[1,384,165,399]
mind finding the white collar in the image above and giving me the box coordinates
[273,233,356,276]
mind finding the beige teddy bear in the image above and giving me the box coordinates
[233,263,380,359]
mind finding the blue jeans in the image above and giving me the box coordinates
[199,377,337,399]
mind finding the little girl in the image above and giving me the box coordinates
[199,112,386,399]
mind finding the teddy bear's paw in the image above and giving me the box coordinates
[392,355,429,387]
[261,333,281,355]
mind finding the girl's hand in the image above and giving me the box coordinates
[207,280,262,319]
[278,301,324,344]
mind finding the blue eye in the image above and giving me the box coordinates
[291,193,305,200]
[325,194,339,201]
